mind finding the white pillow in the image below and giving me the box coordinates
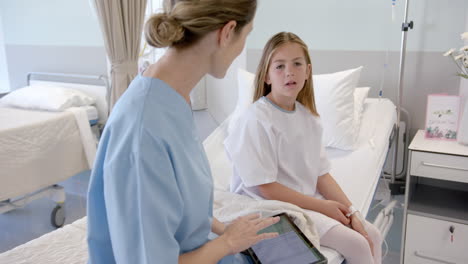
[354,87,370,136]
[203,122,233,191]
[228,68,256,133]
[0,85,96,111]
[30,80,108,124]
[313,66,363,150]
[233,67,364,150]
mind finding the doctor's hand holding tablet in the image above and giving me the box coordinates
[220,214,280,254]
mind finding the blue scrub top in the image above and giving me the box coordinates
[87,75,242,263]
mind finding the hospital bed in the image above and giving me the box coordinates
[207,97,398,263]
[0,72,108,228]
[0,96,398,263]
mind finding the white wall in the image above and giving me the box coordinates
[0,0,107,90]
[460,8,468,99]
[207,0,467,133]
[466,7,468,45]
[247,0,466,52]
[207,48,247,123]
[0,0,102,46]
[0,14,10,92]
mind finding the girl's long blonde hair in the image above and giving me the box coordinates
[253,32,318,116]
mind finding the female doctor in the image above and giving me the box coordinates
[86,0,279,263]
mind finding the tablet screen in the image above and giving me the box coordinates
[244,213,327,264]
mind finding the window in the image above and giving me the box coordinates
[138,0,164,72]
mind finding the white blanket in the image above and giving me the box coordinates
[0,106,95,201]
[213,190,320,250]
[66,107,97,168]
[0,219,88,264]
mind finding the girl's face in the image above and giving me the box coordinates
[265,42,311,100]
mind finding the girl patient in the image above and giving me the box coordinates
[225,32,382,264]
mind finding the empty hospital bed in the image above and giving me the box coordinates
[0,72,108,228]
[0,95,398,263]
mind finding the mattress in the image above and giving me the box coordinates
[0,106,93,201]
[328,98,396,218]
[82,105,99,125]
[0,98,396,264]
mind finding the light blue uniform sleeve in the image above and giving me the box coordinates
[103,128,184,263]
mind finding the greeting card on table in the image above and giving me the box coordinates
[425,94,461,140]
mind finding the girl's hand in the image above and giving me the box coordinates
[350,214,374,256]
[319,200,350,225]
[219,213,280,254]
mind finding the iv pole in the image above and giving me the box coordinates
[390,0,413,192]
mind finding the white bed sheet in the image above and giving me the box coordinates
[0,106,96,201]
[329,98,396,217]
[0,98,396,264]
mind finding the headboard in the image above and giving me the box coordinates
[26,72,110,125]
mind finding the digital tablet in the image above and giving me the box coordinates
[242,213,327,264]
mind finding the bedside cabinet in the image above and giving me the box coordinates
[401,130,468,264]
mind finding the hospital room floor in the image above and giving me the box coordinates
[0,110,404,263]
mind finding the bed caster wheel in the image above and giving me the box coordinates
[51,205,66,228]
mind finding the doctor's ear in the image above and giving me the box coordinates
[218,20,237,47]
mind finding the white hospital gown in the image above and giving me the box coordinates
[225,96,340,237]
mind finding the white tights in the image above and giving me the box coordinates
[321,220,382,264]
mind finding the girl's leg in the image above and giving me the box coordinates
[321,222,380,264]
[363,221,382,264]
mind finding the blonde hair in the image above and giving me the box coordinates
[253,32,318,116]
[145,0,257,48]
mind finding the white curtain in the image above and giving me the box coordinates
[91,0,147,112]
[138,0,164,72]
[0,13,10,93]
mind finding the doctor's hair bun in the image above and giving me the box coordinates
[145,13,184,48]
[144,0,257,49]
